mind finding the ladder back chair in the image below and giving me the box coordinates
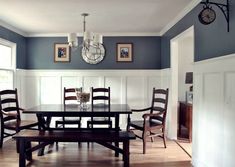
[0,88,38,148]
[127,88,169,154]
[55,87,82,128]
[87,87,112,128]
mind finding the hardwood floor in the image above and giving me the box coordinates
[0,138,192,167]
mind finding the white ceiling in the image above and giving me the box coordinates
[0,0,196,36]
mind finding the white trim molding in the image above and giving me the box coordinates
[0,20,27,36]
[160,0,201,36]
[26,32,160,37]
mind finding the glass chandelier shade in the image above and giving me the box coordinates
[68,33,78,47]
[67,13,105,64]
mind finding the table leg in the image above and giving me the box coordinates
[19,139,26,167]
[25,141,32,161]
[123,140,130,167]
[36,114,53,156]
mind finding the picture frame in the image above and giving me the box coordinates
[116,43,133,62]
[54,43,70,62]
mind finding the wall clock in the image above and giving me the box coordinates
[81,45,105,64]
[198,6,216,25]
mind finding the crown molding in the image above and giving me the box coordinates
[160,0,201,36]
[25,32,160,37]
[0,20,27,37]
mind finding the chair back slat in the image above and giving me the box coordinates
[65,96,77,101]
[154,89,168,94]
[63,87,82,104]
[92,88,109,92]
[92,96,109,100]
[152,106,165,112]
[1,107,19,112]
[153,98,166,104]
[65,88,77,93]
[1,98,17,104]
[0,89,16,95]
[3,116,17,122]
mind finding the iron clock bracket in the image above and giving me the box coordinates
[200,0,229,32]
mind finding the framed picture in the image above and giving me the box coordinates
[116,43,133,62]
[54,43,70,62]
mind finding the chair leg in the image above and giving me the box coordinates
[87,123,90,148]
[55,123,59,146]
[0,128,3,148]
[162,130,166,148]
[78,122,81,147]
[142,131,147,154]
[150,131,154,142]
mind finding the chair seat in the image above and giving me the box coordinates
[129,120,163,131]
[4,120,38,130]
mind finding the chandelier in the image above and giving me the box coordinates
[67,13,105,64]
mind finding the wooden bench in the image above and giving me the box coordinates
[13,130,136,167]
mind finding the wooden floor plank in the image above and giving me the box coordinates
[0,138,192,167]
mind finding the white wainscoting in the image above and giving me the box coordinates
[15,70,166,130]
[192,54,235,167]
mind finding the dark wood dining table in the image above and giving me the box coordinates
[24,104,131,131]
[23,104,132,156]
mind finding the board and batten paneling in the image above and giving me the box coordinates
[16,70,163,130]
[192,54,235,167]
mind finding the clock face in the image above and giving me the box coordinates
[81,45,105,64]
[198,7,216,25]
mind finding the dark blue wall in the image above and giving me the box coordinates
[0,26,26,68]
[161,1,235,68]
[26,36,161,69]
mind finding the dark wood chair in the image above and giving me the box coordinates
[127,88,169,154]
[87,87,112,128]
[55,87,82,128]
[0,88,38,148]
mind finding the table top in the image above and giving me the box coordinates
[24,104,131,116]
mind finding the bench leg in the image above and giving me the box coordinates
[19,140,26,167]
[115,142,119,157]
[123,141,130,167]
